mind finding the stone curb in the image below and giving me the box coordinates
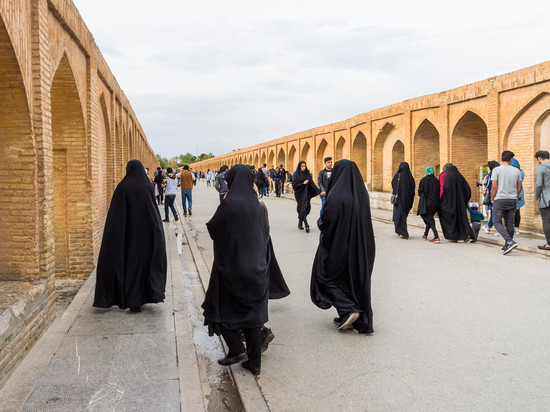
[173,201,270,412]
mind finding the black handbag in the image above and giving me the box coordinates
[390,174,400,205]
[482,192,491,206]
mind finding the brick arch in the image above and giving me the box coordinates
[413,118,440,184]
[288,145,297,172]
[268,150,275,167]
[535,109,550,152]
[254,153,259,168]
[277,148,285,169]
[451,111,488,202]
[301,142,313,170]
[51,54,93,278]
[98,94,114,226]
[373,123,402,191]
[353,132,367,182]
[316,138,328,177]
[260,152,266,167]
[450,107,488,134]
[335,136,349,161]
[0,16,37,281]
[392,140,405,175]
[115,120,123,180]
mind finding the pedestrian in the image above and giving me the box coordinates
[180,165,194,217]
[154,166,161,178]
[269,165,276,191]
[511,158,525,235]
[257,167,266,198]
[310,160,375,333]
[261,163,270,196]
[145,167,152,182]
[192,169,197,186]
[162,168,179,222]
[391,162,415,239]
[206,169,212,187]
[279,164,286,194]
[417,166,440,243]
[467,202,484,243]
[216,165,229,203]
[154,168,164,205]
[534,150,550,250]
[439,163,452,198]
[202,165,290,376]
[292,161,320,232]
[482,161,500,234]
[272,167,283,197]
[93,160,167,312]
[491,150,522,254]
[317,156,333,215]
[438,165,475,242]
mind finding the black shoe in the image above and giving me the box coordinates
[163,219,169,222]
[218,352,248,366]
[174,215,179,221]
[305,225,310,233]
[130,307,141,312]
[333,317,342,326]
[298,222,304,230]
[241,361,260,376]
[260,328,275,353]
[470,239,477,243]
[503,240,518,255]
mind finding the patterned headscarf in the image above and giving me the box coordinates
[425,166,435,176]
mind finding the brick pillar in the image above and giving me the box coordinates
[438,92,450,167]
[487,81,500,160]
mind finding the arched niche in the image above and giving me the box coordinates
[316,139,328,176]
[277,148,285,169]
[353,132,367,182]
[335,136,349,161]
[413,119,440,184]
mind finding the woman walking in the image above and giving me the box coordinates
[292,161,320,232]
[310,160,375,333]
[417,166,440,242]
[438,165,475,242]
[391,162,415,239]
[482,161,500,234]
[202,165,290,376]
[93,160,167,311]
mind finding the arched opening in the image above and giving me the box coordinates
[301,142,313,170]
[536,110,550,153]
[288,145,296,172]
[115,120,123,181]
[51,55,92,278]
[254,154,259,168]
[413,119,440,185]
[98,94,113,226]
[392,140,405,174]
[451,111,488,201]
[0,17,37,281]
[373,125,403,191]
[316,139,328,176]
[260,152,266,167]
[268,151,275,168]
[277,148,285,169]
[353,132,367,182]
[335,136,348,161]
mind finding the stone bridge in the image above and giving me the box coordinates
[192,61,550,233]
[0,0,156,383]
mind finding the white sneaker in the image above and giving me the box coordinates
[514,230,520,235]
[483,226,489,234]
[495,233,501,237]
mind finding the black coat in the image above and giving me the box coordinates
[417,174,440,217]
[93,160,167,309]
[438,165,475,241]
[292,161,320,221]
[391,162,415,237]
[311,160,375,333]
[202,165,290,335]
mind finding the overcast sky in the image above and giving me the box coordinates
[73,0,549,159]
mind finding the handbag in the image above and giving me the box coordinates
[482,192,491,206]
[390,174,400,205]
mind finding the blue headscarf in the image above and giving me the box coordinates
[425,166,435,176]
[511,158,525,208]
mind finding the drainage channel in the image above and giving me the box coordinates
[175,228,244,411]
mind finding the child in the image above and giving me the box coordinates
[467,202,484,243]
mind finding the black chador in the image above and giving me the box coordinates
[310,160,376,333]
[292,161,320,232]
[438,165,475,241]
[202,164,290,375]
[93,160,167,310]
[417,167,440,240]
[391,162,416,239]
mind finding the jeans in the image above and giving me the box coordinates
[265,182,270,195]
[540,206,550,245]
[181,189,193,213]
[487,209,493,229]
[320,195,326,215]
[492,199,517,242]
[164,195,177,220]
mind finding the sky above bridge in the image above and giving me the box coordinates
[73,0,549,160]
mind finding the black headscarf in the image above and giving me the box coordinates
[391,162,415,237]
[417,174,440,217]
[310,160,375,333]
[93,160,167,309]
[292,161,320,221]
[438,165,475,241]
[202,164,290,335]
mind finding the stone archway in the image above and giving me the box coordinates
[353,132,367,182]
[288,145,296,173]
[277,148,285,169]
[413,119,440,184]
[316,139,328,177]
[260,152,266,167]
[335,136,348,161]
[392,140,405,174]
[268,151,275,168]
[373,124,403,192]
[254,154,259,168]
[98,94,113,226]
[301,142,313,170]
[51,54,93,278]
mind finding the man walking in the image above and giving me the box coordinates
[535,150,550,250]
[180,165,194,217]
[163,168,179,222]
[261,164,270,197]
[491,150,523,255]
[272,167,284,197]
[279,164,286,194]
[317,157,333,214]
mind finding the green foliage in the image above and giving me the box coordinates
[157,152,216,168]
[156,154,168,168]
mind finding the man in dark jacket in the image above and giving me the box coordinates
[317,157,333,214]
[279,164,286,194]
[272,167,284,197]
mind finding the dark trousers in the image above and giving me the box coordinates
[164,195,177,220]
[471,222,481,240]
[492,199,516,242]
[540,206,550,245]
[221,327,261,369]
[514,209,521,228]
[275,181,281,197]
[421,213,439,238]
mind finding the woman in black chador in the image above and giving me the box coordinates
[93,160,167,311]
[202,164,290,376]
[438,164,475,242]
[391,162,415,239]
[311,160,376,333]
[292,161,320,232]
[417,166,440,243]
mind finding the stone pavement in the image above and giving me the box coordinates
[187,182,550,411]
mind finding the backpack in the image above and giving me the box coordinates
[214,173,221,192]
